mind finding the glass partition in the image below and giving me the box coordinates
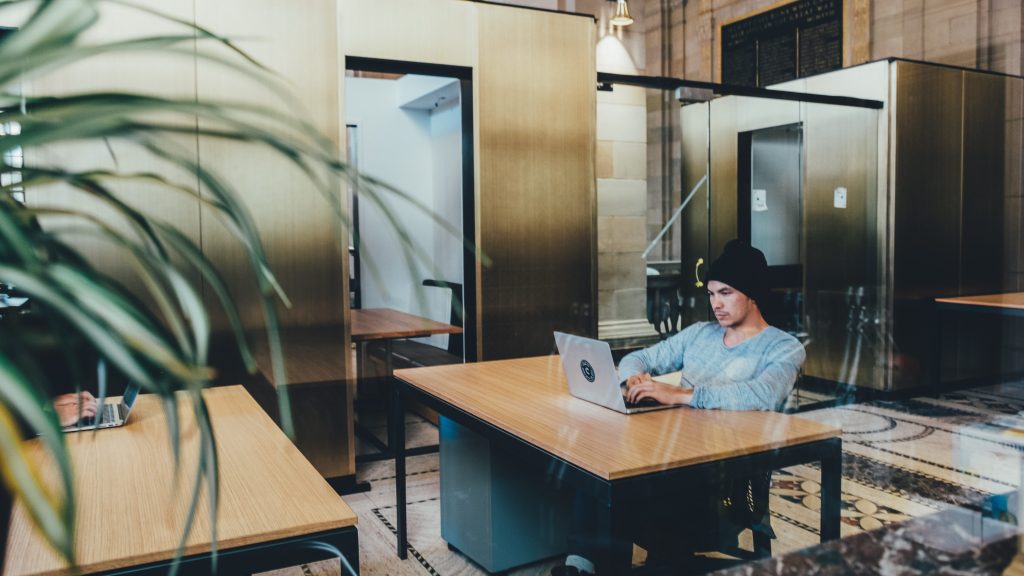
[598,76,881,404]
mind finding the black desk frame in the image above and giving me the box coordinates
[392,377,843,570]
[89,527,359,575]
[354,340,439,464]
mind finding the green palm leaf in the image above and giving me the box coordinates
[0,0,483,571]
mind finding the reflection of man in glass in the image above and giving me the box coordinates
[554,240,806,576]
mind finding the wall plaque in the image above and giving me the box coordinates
[721,0,843,87]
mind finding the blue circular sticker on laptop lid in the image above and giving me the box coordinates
[580,359,596,382]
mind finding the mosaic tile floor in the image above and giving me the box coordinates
[262,381,1024,576]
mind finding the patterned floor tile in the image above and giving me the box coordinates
[264,381,1024,575]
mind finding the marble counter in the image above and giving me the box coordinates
[713,507,1021,575]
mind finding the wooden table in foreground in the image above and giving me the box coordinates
[351,308,463,464]
[391,356,842,568]
[3,386,359,576]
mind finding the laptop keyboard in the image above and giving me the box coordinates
[79,403,117,427]
[623,396,661,409]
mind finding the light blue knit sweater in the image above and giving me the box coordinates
[618,321,805,411]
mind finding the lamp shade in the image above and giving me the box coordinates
[610,0,633,26]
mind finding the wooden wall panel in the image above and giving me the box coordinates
[23,1,201,297]
[342,0,476,67]
[476,6,597,359]
[195,0,352,477]
[195,0,347,333]
[803,103,880,388]
[891,61,964,390]
[340,0,598,360]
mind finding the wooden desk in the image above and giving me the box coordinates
[936,292,1024,315]
[351,308,462,464]
[392,356,843,567]
[3,386,358,576]
[933,293,1024,389]
[351,308,463,342]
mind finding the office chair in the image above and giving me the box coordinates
[389,279,464,368]
[718,472,775,560]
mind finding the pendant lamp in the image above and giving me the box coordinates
[610,0,634,26]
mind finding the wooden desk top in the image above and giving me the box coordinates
[395,356,840,481]
[3,386,357,576]
[935,292,1024,311]
[351,308,462,342]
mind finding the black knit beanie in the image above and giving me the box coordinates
[707,239,768,303]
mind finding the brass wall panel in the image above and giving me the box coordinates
[802,103,881,389]
[1003,78,1024,375]
[245,380,352,479]
[709,97,739,258]
[340,0,598,360]
[803,62,890,390]
[951,72,1013,382]
[476,6,597,359]
[23,1,202,298]
[17,1,356,475]
[891,61,964,390]
[196,0,353,476]
[961,72,1007,296]
[195,0,347,331]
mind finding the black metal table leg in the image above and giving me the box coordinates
[934,302,944,391]
[819,437,843,541]
[393,378,408,559]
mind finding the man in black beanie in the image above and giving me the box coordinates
[620,238,803,411]
[554,240,805,576]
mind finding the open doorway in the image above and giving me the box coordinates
[345,57,476,362]
[738,122,804,334]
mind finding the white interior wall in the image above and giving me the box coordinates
[347,77,434,314]
[346,76,463,349]
[429,100,464,348]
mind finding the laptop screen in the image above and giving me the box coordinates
[121,384,140,412]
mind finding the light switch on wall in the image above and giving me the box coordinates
[834,187,847,209]
[752,188,768,212]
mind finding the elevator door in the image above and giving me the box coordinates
[738,123,804,332]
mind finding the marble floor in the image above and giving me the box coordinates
[263,380,1024,576]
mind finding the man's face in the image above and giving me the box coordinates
[707,280,755,327]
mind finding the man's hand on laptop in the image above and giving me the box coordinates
[54,391,97,427]
[625,373,693,406]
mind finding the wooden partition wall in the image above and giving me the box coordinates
[13,0,597,480]
[342,0,598,360]
[16,0,354,479]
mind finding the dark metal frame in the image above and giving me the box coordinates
[345,55,478,362]
[596,71,884,109]
[88,527,359,575]
[353,339,440,465]
[391,377,842,565]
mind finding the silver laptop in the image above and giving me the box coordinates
[63,383,140,432]
[554,331,681,415]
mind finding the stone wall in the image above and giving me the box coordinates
[644,0,1023,80]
